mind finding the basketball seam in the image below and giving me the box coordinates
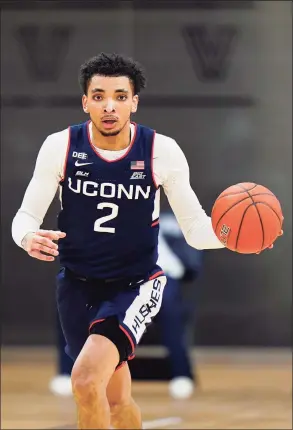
[253,203,265,251]
[253,202,283,225]
[216,183,258,200]
[214,193,275,233]
[235,204,255,251]
[215,196,249,232]
[237,185,264,251]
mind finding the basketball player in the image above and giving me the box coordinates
[11,53,276,429]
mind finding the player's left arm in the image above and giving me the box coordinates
[158,137,224,250]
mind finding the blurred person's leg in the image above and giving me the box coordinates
[57,313,74,375]
[157,276,195,398]
[49,314,73,396]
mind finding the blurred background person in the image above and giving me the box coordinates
[49,210,204,400]
[49,314,73,397]
[156,211,204,399]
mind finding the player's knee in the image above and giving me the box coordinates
[72,375,97,405]
[71,369,93,401]
[71,361,104,403]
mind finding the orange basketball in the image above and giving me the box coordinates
[211,182,283,254]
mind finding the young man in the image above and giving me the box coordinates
[12,52,226,429]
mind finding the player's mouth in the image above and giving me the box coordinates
[102,117,118,129]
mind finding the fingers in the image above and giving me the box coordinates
[28,249,55,262]
[36,230,66,240]
[25,229,66,262]
[257,243,274,254]
[31,241,59,256]
[33,235,58,250]
[29,235,59,255]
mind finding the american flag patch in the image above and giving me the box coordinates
[131,160,145,170]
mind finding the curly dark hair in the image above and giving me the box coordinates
[79,52,147,95]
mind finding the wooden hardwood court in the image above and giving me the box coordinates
[1,347,292,429]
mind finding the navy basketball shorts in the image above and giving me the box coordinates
[56,266,167,369]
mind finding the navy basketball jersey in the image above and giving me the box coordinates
[57,121,160,279]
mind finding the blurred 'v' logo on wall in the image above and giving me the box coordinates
[183,24,238,82]
[15,25,74,81]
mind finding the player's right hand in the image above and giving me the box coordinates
[21,230,66,262]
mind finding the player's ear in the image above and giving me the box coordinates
[131,95,139,113]
[82,95,88,113]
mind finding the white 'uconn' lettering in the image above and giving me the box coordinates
[83,181,98,196]
[68,178,151,200]
[68,177,81,193]
[135,186,150,200]
[100,183,115,198]
[117,184,133,199]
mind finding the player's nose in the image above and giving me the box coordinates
[104,99,115,113]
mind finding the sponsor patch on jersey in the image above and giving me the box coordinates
[75,170,90,177]
[130,171,146,180]
[72,151,88,160]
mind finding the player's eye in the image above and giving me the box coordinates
[117,95,127,101]
[93,95,103,101]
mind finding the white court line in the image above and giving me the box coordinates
[143,417,182,429]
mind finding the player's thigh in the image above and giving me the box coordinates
[106,362,131,407]
[56,267,89,361]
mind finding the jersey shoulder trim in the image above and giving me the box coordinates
[151,130,159,189]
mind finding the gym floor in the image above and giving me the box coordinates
[1,347,292,429]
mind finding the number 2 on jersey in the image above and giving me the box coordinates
[94,203,119,233]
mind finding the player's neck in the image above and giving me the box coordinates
[90,121,132,151]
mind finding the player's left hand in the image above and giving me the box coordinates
[256,229,283,254]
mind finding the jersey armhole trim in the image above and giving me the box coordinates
[59,126,71,183]
[151,130,159,189]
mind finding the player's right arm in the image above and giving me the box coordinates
[11,130,68,261]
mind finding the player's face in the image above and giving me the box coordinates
[82,75,139,137]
